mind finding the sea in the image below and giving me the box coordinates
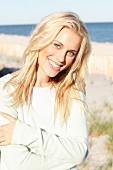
[0,22,113,43]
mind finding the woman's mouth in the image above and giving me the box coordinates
[48,59,61,71]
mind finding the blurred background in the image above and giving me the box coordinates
[0,0,113,169]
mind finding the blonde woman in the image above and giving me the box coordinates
[0,12,91,170]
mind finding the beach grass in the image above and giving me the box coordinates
[78,100,113,169]
[107,129,113,154]
[88,113,113,137]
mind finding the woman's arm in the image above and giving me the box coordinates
[0,109,87,170]
[13,107,87,162]
[1,144,77,170]
[0,100,88,167]
[0,76,87,169]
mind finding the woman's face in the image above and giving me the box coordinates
[38,27,82,81]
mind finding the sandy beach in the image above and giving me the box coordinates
[0,34,113,169]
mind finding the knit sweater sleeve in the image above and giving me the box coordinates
[11,95,88,169]
[0,75,87,169]
[1,99,87,170]
[0,74,18,118]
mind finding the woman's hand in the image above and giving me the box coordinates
[0,112,16,146]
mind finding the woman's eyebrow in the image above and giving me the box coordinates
[53,40,78,52]
[68,49,78,52]
[53,40,63,46]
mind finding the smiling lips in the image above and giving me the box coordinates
[48,59,63,71]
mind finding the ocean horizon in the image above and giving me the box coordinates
[0,22,113,43]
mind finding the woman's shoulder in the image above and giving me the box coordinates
[0,74,13,94]
[0,68,19,82]
[0,74,13,86]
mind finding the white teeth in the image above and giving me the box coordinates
[49,60,60,68]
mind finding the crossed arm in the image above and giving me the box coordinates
[0,109,88,170]
[0,81,88,170]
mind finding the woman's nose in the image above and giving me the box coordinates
[57,50,66,63]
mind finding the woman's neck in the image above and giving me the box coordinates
[35,81,51,87]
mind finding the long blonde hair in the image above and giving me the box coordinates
[6,12,91,122]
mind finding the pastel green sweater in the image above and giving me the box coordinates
[0,74,88,170]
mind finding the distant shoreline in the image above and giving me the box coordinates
[0,22,113,43]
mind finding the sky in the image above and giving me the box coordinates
[0,0,113,25]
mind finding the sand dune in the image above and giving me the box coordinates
[88,42,113,80]
[0,34,29,57]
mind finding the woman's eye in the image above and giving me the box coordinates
[67,51,75,57]
[54,43,61,49]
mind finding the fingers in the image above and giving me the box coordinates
[0,124,7,131]
[0,127,12,146]
[0,132,10,146]
[0,136,5,143]
[0,125,7,142]
[0,136,10,146]
[0,141,8,146]
[0,112,16,122]
[0,126,4,132]
[0,112,16,146]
